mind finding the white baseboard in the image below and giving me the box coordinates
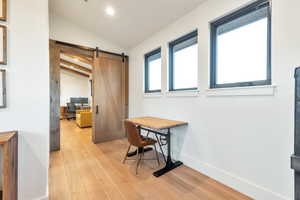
[181,154,290,200]
[33,194,48,200]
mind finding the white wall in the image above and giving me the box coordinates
[49,13,127,54]
[129,0,300,199]
[0,0,49,199]
[60,70,90,106]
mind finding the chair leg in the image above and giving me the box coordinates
[136,148,142,175]
[153,144,160,166]
[123,145,131,164]
[142,147,145,164]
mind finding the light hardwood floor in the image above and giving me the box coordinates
[49,120,253,200]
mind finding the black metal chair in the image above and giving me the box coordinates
[66,103,76,120]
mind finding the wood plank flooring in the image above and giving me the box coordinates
[49,120,253,200]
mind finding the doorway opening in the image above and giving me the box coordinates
[49,40,128,152]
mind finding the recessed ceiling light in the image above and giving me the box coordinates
[105,6,115,16]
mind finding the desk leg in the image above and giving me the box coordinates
[153,128,183,177]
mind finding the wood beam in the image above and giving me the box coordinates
[61,52,93,65]
[57,43,94,59]
[60,66,90,78]
[60,59,92,73]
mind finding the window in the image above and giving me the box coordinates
[169,30,198,91]
[210,0,271,88]
[144,48,161,93]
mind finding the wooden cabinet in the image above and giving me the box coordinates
[0,131,18,200]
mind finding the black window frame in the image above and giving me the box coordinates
[210,0,272,89]
[144,48,162,93]
[169,30,198,91]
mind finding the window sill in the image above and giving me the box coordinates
[166,90,200,97]
[206,85,277,97]
[144,92,163,98]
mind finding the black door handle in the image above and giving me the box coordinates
[96,105,99,114]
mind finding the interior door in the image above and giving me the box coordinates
[92,52,128,143]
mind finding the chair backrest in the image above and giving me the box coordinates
[124,121,143,147]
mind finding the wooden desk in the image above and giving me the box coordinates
[126,117,188,130]
[125,117,188,177]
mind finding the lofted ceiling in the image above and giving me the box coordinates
[49,0,206,49]
[60,53,92,78]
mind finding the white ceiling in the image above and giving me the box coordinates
[49,0,206,49]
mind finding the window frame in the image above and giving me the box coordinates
[169,30,198,91]
[210,0,272,89]
[144,48,162,93]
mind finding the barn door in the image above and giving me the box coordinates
[92,51,128,143]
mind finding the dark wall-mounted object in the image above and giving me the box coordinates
[56,40,129,58]
[0,69,6,108]
[70,97,89,104]
[292,67,300,200]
